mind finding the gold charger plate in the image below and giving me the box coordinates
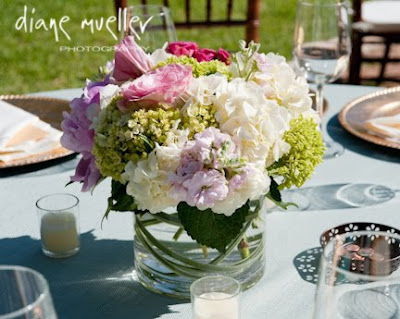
[339,86,400,150]
[0,95,74,168]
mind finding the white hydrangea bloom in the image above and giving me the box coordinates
[212,78,291,164]
[89,85,121,130]
[99,84,121,110]
[123,144,182,213]
[212,164,271,216]
[150,48,172,65]
[252,52,313,118]
[183,74,228,107]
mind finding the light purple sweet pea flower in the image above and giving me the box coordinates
[83,79,109,104]
[70,152,101,192]
[120,64,192,109]
[175,153,204,183]
[61,80,108,191]
[61,98,94,154]
[195,127,232,150]
[113,36,153,82]
[169,127,250,210]
[228,167,250,192]
[185,170,229,210]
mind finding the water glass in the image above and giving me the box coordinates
[36,193,80,258]
[0,265,57,319]
[293,0,351,159]
[313,230,400,319]
[121,5,177,51]
[191,275,241,319]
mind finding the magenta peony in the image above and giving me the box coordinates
[193,48,217,62]
[113,36,153,82]
[121,64,192,108]
[167,41,198,57]
[216,48,230,64]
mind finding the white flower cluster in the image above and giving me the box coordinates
[118,47,318,215]
[123,144,182,213]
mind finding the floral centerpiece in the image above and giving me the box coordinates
[61,37,324,298]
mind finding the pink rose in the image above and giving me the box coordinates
[121,64,192,109]
[167,42,199,57]
[216,48,230,64]
[193,48,217,62]
[113,36,153,82]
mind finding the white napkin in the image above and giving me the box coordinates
[0,100,63,162]
[364,113,400,142]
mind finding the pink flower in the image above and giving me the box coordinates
[169,127,249,211]
[61,99,95,154]
[113,36,153,82]
[61,80,107,191]
[216,48,230,64]
[185,170,229,210]
[193,48,217,62]
[121,64,192,108]
[167,42,199,57]
[70,152,101,192]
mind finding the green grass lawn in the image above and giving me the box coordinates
[0,0,297,94]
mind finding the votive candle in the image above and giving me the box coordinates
[36,193,80,258]
[191,276,241,319]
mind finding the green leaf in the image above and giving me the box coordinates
[65,180,74,187]
[177,201,250,253]
[137,133,155,152]
[266,193,298,211]
[269,177,281,202]
[103,180,137,221]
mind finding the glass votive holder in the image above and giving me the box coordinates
[190,275,241,319]
[0,265,58,319]
[36,193,80,258]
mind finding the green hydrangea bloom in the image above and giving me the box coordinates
[181,104,218,137]
[154,56,232,79]
[93,99,219,181]
[268,116,325,189]
[93,101,180,181]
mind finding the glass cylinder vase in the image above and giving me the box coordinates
[133,204,265,299]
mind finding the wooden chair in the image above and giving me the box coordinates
[349,0,400,85]
[114,0,261,43]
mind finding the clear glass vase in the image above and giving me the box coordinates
[133,206,265,299]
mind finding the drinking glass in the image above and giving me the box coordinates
[191,275,241,319]
[36,193,80,258]
[120,5,177,52]
[313,230,400,319]
[293,0,351,159]
[0,265,57,319]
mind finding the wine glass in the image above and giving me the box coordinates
[314,230,400,319]
[293,0,351,159]
[120,5,177,52]
[0,265,57,319]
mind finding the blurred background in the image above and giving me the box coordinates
[0,0,297,94]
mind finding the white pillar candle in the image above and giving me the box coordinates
[40,212,79,254]
[194,292,239,319]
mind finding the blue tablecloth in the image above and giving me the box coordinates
[1,84,399,319]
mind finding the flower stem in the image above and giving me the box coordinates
[173,227,184,241]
